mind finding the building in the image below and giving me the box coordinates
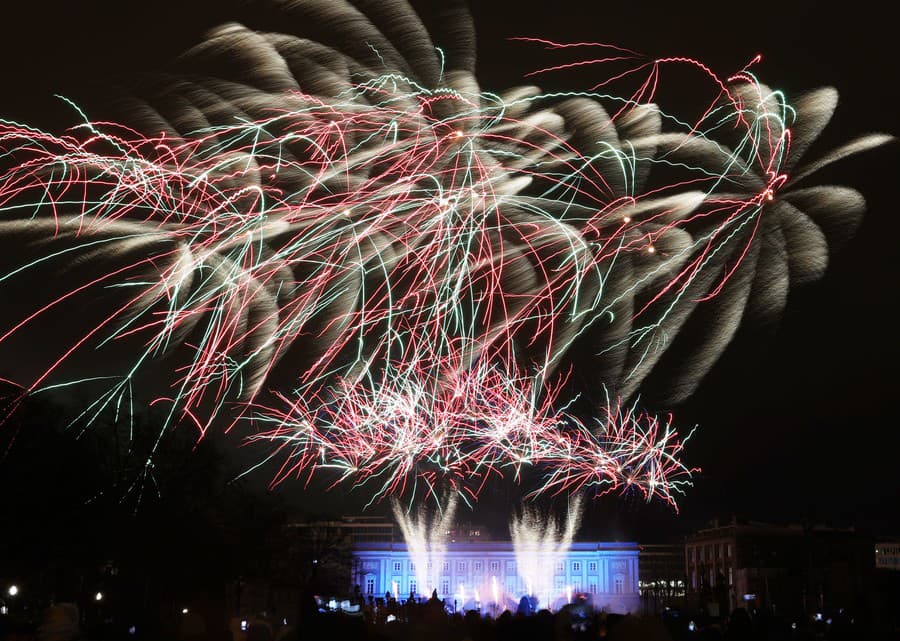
[351,540,640,614]
[685,518,875,618]
[286,515,397,545]
[638,544,686,612]
[873,540,900,636]
[446,522,493,542]
[685,521,742,616]
[875,542,900,571]
[227,516,396,620]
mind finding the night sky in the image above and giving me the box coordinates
[1,1,897,542]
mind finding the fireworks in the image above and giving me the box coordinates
[0,1,890,507]
[250,368,694,505]
[392,496,458,596]
[510,494,583,609]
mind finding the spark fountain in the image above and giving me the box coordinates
[392,496,458,599]
[510,496,584,612]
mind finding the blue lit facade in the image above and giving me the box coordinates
[352,541,640,614]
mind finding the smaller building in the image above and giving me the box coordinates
[638,544,686,612]
[286,515,397,545]
[875,542,900,571]
[446,522,493,542]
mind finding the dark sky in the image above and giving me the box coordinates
[1,1,897,541]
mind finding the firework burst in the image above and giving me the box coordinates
[0,0,890,507]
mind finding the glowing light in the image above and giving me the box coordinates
[511,497,583,612]
[392,496,457,596]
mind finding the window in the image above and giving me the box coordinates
[366,577,375,595]
[572,578,582,593]
[473,561,483,572]
[614,576,624,594]
[726,544,732,558]
[409,579,417,596]
[588,561,597,572]
[572,561,581,572]
[457,561,466,572]
[410,561,416,572]
[442,561,450,572]
[393,561,402,572]
[728,567,733,586]
[588,582,597,594]
[490,561,500,572]
[507,560,516,572]
[555,561,564,574]
[689,548,695,562]
[441,580,449,596]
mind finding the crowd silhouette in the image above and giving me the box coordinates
[0,590,872,641]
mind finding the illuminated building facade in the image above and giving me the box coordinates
[351,541,640,614]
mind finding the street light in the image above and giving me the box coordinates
[7,585,18,597]
[95,592,104,602]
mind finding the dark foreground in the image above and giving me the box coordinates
[2,596,889,641]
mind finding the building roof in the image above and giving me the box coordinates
[353,541,639,553]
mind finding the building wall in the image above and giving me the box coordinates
[685,534,738,612]
[639,544,687,612]
[685,521,876,618]
[876,543,900,571]
[352,541,640,614]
